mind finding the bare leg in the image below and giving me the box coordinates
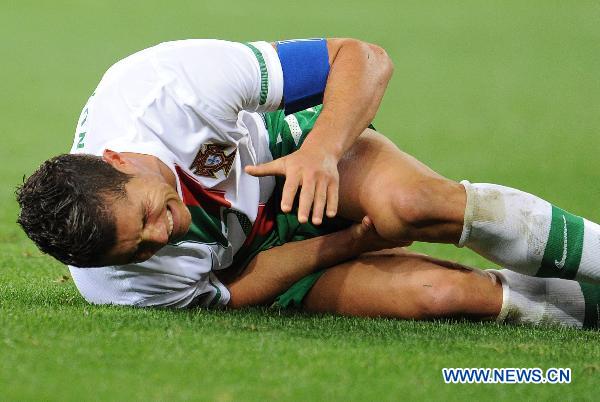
[336,129,466,244]
[335,129,600,287]
[303,249,502,320]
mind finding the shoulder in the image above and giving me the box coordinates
[68,243,230,308]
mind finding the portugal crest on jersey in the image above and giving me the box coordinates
[190,143,236,178]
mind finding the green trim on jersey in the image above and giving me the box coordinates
[208,277,222,307]
[178,205,228,248]
[243,43,269,105]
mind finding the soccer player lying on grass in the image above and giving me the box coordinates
[16,38,600,328]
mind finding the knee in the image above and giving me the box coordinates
[370,177,456,241]
[410,271,469,319]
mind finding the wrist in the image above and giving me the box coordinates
[303,109,349,159]
[301,133,344,160]
[317,227,365,264]
[343,225,371,256]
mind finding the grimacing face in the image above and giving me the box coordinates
[101,150,192,266]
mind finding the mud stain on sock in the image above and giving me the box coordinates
[472,188,505,223]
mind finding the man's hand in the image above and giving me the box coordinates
[350,216,411,254]
[226,215,408,308]
[245,143,340,225]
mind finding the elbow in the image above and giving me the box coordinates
[348,38,394,82]
[367,42,394,81]
[226,284,269,309]
[226,299,244,309]
[226,289,247,309]
[333,38,394,80]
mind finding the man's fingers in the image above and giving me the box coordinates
[325,179,339,218]
[297,178,316,224]
[351,216,372,239]
[245,159,285,177]
[355,216,372,237]
[280,173,301,213]
[311,180,328,225]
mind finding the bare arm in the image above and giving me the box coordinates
[246,38,394,225]
[226,217,401,308]
[311,38,394,160]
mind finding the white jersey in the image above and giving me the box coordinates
[68,40,284,308]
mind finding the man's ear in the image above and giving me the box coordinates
[102,149,133,173]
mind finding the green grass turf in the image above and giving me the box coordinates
[1,0,599,400]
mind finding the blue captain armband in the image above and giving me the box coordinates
[276,38,330,115]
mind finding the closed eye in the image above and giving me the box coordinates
[128,202,151,263]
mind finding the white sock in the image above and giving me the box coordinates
[459,181,600,284]
[490,269,589,328]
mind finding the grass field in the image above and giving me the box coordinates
[1,0,600,400]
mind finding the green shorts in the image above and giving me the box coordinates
[234,106,352,308]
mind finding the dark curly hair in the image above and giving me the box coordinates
[16,154,132,267]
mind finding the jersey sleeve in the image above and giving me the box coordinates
[68,244,230,309]
[152,39,284,120]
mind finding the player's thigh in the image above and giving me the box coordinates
[336,129,465,240]
[336,129,442,220]
[302,250,502,320]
